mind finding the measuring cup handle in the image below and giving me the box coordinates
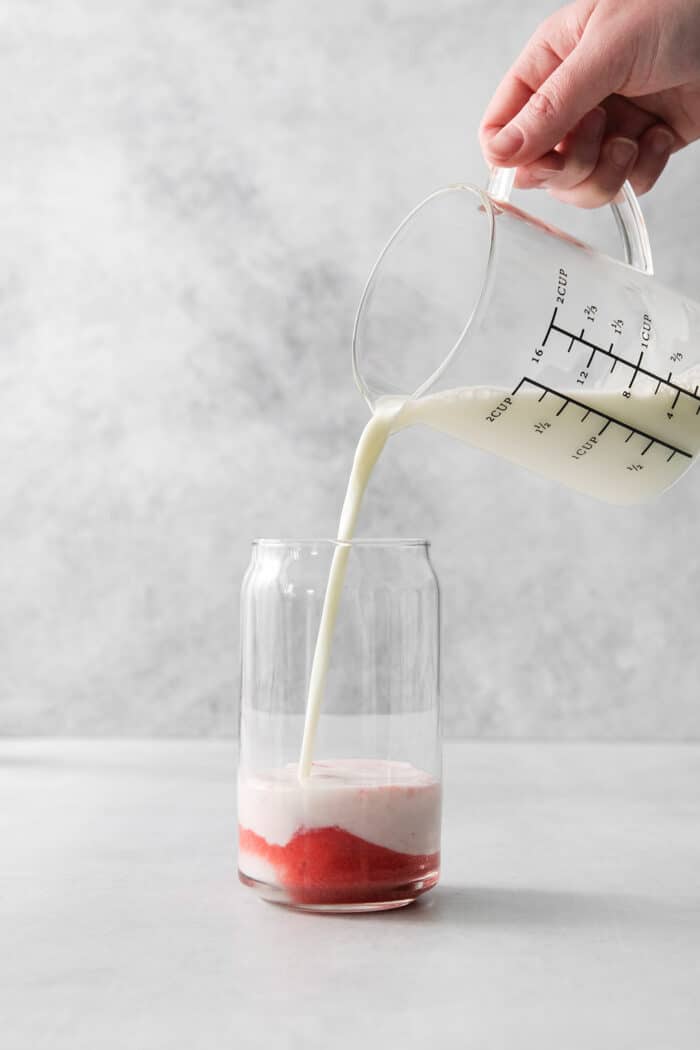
[487,166,654,276]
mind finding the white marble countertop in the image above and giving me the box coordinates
[2,740,699,1049]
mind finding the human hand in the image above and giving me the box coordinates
[480,0,700,206]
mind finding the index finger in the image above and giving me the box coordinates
[480,40,561,145]
[480,9,579,147]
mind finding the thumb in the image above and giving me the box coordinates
[484,39,623,167]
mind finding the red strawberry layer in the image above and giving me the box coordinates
[239,824,439,904]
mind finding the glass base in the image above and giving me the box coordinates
[238,869,439,913]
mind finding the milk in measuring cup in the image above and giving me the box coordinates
[397,383,700,505]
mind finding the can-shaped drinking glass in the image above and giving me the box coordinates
[237,538,441,912]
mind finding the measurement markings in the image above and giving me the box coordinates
[567,328,585,353]
[628,352,644,389]
[547,319,700,406]
[671,389,681,410]
[598,419,611,436]
[514,377,692,459]
[586,349,596,368]
[542,307,558,346]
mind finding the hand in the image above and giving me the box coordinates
[479,0,700,207]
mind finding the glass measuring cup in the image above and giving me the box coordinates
[352,169,700,504]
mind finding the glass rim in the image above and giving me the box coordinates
[252,537,430,549]
[351,182,496,408]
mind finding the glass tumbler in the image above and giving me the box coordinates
[237,539,441,912]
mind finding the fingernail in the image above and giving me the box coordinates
[648,127,675,156]
[490,124,525,158]
[581,106,606,138]
[608,137,638,169]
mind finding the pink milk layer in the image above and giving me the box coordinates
[238,758,441,905]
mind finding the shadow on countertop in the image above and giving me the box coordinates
[363,883,700,932]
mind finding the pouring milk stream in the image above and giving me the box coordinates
[298,171,700,776]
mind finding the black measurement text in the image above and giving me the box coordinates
[556,268,568,304]
[640,313,652,351]
[571,436,598,460]
[485,397,512,422]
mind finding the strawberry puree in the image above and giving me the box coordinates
[239,823,440,905]
[237,759,441,906]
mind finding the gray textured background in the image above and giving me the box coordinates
[1,0,699,738]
